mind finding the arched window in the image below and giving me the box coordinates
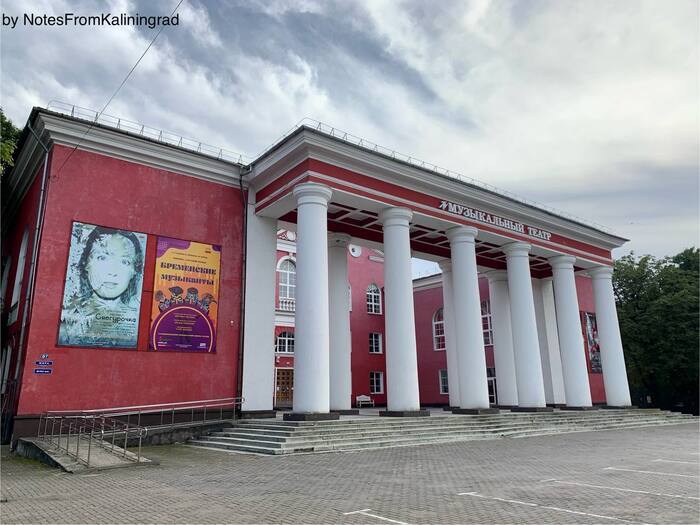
[276,331,295,353]
[277,258,296,311]
[432,307,445,351]
[366,284,381,314]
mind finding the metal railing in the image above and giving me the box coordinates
[45,101,251,165]
[37,397,244,468]
[37,413,146,468]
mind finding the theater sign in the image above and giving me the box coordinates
[438,200,552,241]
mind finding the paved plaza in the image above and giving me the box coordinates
[1,423,698,524]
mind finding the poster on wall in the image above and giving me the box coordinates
[583,312,602,373]
[150,237,221,353]
[57,222,147,348]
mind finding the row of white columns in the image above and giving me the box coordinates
[286,182,631,416]
[441,230,631,410]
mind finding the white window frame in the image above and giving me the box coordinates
[369,371,384,394]
[439,369,449,395]
[277,257,296,310]
[481,299,493,346]
[432,307,445,351]
[369,332,383,354]
[8,229,29,326]
[275,331,295,353]
[366,283,382,314]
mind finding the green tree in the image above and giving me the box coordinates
[614,248,699,414]
[1,108,22,178]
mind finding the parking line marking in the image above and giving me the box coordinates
[459,492,631,522]
[652,459,699,465]
[604,467,699,479]
[540,479,700,500]
[344,509,408,524]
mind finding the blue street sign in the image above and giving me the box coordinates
[35,361,53,366]
[33,368,52,375]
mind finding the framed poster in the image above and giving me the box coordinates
[57,222,146,348]
[582,312,602,373]
[150,237,221,352]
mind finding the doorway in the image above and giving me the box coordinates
[275,368,293,408]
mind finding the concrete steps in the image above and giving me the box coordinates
[188,409,697,455]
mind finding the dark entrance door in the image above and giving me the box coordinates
[275,368,293,408]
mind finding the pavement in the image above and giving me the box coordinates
[1,423,698,524]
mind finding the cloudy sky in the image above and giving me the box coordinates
[1,0,697,274]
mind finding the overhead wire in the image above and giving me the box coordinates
[53,0,185,177]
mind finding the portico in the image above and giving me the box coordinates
[241,125,633,418]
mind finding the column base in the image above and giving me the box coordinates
[443,406,458,411]
[560,406,599,411]
[547,403,567,408]
[511,406,554,413]
[379,410,431,417]
[331,409,360,415]
[452,408,500,415]
[283,412,340,421]
[599,405,637,410]
[496,405,518,410]
[240,410,277,419]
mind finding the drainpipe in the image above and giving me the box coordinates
[235,166,251,406]
[12,122,51,406]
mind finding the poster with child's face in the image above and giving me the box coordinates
[58,222,146,348]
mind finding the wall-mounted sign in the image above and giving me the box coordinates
[438,201,552,241]
[35,361,53,366]
[57,222,146,348]
[149,237,221,353]
[34,369,52,375]
[582,312,602,373]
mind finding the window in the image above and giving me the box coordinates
[8,229,29,326]
[278,259,296,311]
[439,369,449,395]
[487,367,497,405]
[481,299,493,346]
[275,331,295,353]
[369,332,382,354]
[369,371,384,394]
[432,308,445,351]
[1,256,11,312]
[366,284,381,314]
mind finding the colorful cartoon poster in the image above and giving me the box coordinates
[583,312,602,373]
[150,237,220,352]
[58,222,147,348]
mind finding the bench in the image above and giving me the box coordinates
[356,395,374,408]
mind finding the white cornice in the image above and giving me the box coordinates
[413,273,443,291]
[250,129,627,251]
[40,111,243,187]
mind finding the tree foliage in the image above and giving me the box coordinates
[614,247,699,414]
[1,108,22,178]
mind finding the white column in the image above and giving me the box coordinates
[438,260,461,408]
[328,233,352,411]
[379,207,421,412]
[241,196,277,413]
[589,266,632,407]
[549,256,592,407]
[292,183,333,414]
[485,270,518,407]
[532,278,567,405]
[446,227,490,410]
[502,242,547,408]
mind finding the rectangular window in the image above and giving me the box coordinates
[369,332,383,354]
[439,369,449,395]
[369,371,384,394]
[481,299,493,346]
[8,229,29,326]
[487,367,497,405]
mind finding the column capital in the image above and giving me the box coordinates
[588,265,614,280]
[328,232,352,248]
[484,269,509,283]
[293,182,332,206]
[501,241,531,258]
[379,206,413,226]
[549,254,577,270]
[446,226,478,244]
[438,259,452,273]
